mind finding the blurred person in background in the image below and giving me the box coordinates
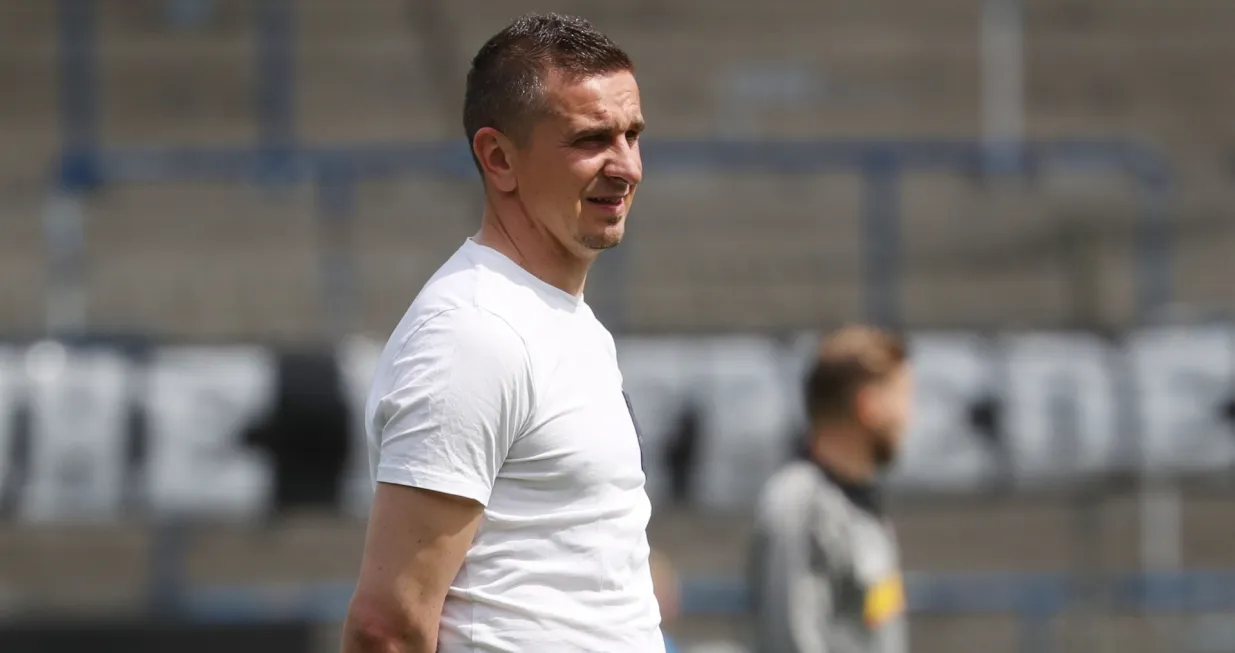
[342,12,663,653]
[748,326,913,653]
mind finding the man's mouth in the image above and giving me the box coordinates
[587,195,625,206]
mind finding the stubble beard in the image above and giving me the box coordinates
[578,218,625,251]
[580,233,622,251]
[870,424,900,470]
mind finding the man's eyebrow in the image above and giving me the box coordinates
[569,125,612,140]
[569,119,646,140]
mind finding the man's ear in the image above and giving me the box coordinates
[473,127,519,193]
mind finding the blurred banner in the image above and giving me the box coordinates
[1,326,1233,520]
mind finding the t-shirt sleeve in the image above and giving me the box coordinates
[372,307,533,506]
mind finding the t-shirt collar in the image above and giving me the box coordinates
[810,456,884,517]
[465,238,584,312]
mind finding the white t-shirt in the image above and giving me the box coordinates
[365,238,665,653]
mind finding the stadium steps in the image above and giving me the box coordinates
[620,169,1153,330]
[0,492,1229,646]
[648,491,1235,576]
[80,183,323,343]
[294,38,450,144]
[0,7,58,195]
[297,0,452,144]
[442,0,981,30]
[444,0,982,139]
[44,0,449,146]
[1170,217,1235,319]
[617,33,981,140]
[182,514,366,587]
[0,1,56,50]
[73,177,480,343]
[0,193,48,337]
[96,39,258,146]
[3,0,1235,335]
[346,178,482,334]
[1026,0,1235,33]
[622,173,864,330]
[0,521,152,614]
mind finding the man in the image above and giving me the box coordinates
[749,326,914,653]
[340,13,663,653]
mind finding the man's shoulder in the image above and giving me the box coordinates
[754,461,817,520]
[391,304,527,368]
[756,461,855,529]
[367,303,532,426]
[379,249,533,385]
[761,460,818,497]
[407,243,485,313]
[411,242,553,333]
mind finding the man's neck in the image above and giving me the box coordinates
[809,429,876,485]
[476,201,591,297]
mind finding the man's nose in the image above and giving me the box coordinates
[605,140,643,187]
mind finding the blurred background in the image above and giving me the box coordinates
[2,0,1235,651]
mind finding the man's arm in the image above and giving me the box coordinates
[341,483,483,653]
[341,307,534,653]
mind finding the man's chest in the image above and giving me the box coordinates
[501,338,646,494]
[812,500,905,642]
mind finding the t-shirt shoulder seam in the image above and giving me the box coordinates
[388,306,459,360]
[390,304,539,437]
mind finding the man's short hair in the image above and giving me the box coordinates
[463,13,633,160]
[804,325,909,424]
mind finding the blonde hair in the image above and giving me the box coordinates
[805,325,908,423]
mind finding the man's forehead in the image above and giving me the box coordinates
[543,71,642,128]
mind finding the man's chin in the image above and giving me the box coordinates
[580,225,625,251]
[581,236,622,251]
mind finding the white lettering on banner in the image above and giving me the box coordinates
[21,343,132,522]
[1128,327,1235,474]
[889,334,999,491]
[692,337,797,510]
[336,336,383,518]
[143,347,274,518]
[615,337,704,504]
[4,328,1233,520]
[1001,333,1120,484]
